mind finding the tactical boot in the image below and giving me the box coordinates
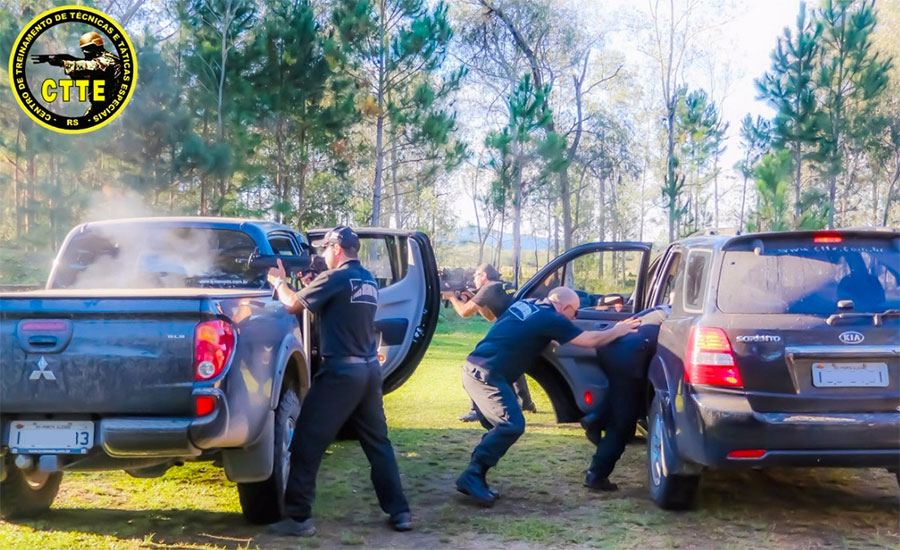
[456,462,496,506]
[584,470,619,492]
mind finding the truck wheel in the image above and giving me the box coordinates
[647,394,699,510]
[237,387,301,524]
[0,458,63,519]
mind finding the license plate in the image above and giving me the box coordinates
[8,420,94,454]
[812,362,889,388]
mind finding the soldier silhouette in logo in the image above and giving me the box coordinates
[33,31,122,118]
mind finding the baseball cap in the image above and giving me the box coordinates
[311,225,360,251]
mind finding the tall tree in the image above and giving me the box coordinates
[814,0,891,228]
[736,115,771,233]
[756,2,822,221]
[247,0,359,224]
[485,74,563,287]
[334,0,458,227]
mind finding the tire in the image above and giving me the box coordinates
[0,458,63,519]
[237,386,301,524]
[647,394,700,510]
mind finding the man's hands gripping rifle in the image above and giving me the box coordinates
[31,54,78,67]
[439,268,476,307]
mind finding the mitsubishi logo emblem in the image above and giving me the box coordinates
[29,356,56,381]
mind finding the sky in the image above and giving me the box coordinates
[449,0,803,243]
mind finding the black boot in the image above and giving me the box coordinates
[456,461,496,506]
[584,469,619,492]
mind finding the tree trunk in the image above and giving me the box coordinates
[390,124,401,228]
[512,150,523,288]
[882,157,900,226]
[276,118,284,223]
[371,0,387,227]
[794,142,802,221]
[666,100,677,242]
[12,125,22,239]
[495,206,505,268]
[739,172,748,233]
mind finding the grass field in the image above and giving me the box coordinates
[1,314,898,549]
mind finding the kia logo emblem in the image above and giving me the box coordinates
[839,331,864,344]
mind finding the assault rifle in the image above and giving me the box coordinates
[31,54,79,66]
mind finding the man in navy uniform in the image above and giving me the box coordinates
[442,263,537,420]
[265,226,412,536]
[455,286,640,506]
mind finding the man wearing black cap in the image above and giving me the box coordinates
[265,225,412,537]
[442,263,538,420]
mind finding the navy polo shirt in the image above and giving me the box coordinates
[466,299,582,383]
[295,258,379,359]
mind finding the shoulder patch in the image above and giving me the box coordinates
[508,300,539,321]
[349,278,378,305]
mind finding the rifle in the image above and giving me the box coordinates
[31,54,78,66]
[439,267,476,307]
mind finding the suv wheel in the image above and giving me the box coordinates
[237,386,301,524]
[647,394,699,510]
[0,457,63,519]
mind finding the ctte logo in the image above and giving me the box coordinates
[838,331,865,344]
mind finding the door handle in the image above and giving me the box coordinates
[593,322,611,330]
[27,336,58,347]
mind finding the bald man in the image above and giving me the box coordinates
[455,287,640,506]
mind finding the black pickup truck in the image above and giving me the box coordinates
[0,217,440,522]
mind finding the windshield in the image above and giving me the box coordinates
[51,227,265,290]
[717,238,900,314]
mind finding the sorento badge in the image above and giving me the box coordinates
[8,5,137,133]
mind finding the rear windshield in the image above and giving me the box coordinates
[51,227,266,289]
[717,237,900,314]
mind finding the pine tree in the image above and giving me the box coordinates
[814,0,892,228]
[334,0,460,227]
[756,1,822,222]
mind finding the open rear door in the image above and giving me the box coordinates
[515,242,652,420]
[306,228,440,393]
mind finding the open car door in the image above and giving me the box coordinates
[514,242,652,421]
[305,228,441,393]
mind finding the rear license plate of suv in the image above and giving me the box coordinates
[812,362,889,388]
[8,420,94,454]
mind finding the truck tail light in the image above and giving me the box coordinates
[685,326,742,387]
[194,320,235,381]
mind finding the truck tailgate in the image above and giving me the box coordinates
[1,294,210,415]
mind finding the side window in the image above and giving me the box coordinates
[683,250,711,312]
[357,236,409,289]
[268,235,298,256]
[655,251,682,307]
[527,249,643,312]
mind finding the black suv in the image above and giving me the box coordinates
[510,228,898,510]
[643,229,899,509]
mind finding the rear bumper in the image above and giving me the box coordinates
[675,391,900,468]
[1,390,230,459]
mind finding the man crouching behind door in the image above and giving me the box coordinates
[265,225,412,537]
[456,286,640,506]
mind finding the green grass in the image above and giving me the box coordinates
[1,313,898,549]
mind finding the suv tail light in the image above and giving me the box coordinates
[194,320,235,381]
[685,326,742,387]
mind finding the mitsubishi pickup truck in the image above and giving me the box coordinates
[0,217,440,522]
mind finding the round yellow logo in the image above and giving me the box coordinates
[7,5,137,134]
